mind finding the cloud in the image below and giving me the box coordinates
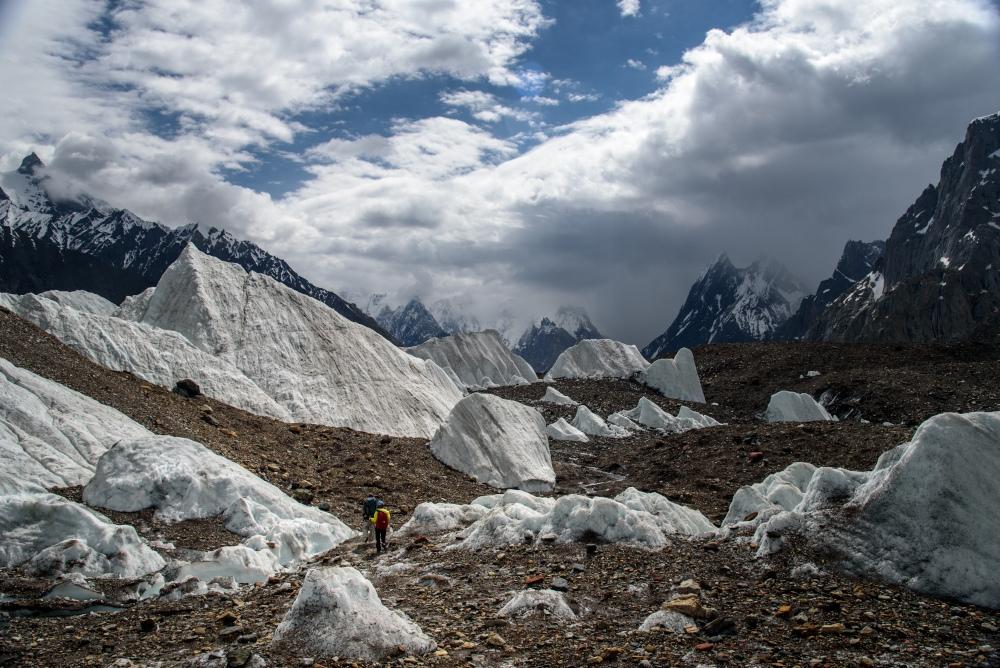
[4,0,1000,347]
[440,90,539,123]
[625,58,647,70]
[280,0,1000,344]
[618,0,641,18]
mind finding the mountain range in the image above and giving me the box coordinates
[0,154,391,340]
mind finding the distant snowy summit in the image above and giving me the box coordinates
[0,154,390,340]
[514,306,604,373]
[643,255,807,359]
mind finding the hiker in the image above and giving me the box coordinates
[373,500,391,554]
[362,493,378,542]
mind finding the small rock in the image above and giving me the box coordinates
[550,577,570,592]
[172,378,202,398]
[317,502,331,512]
[540,533,558,543]
[820,622,845,634]
[218,612,239,626]
[434,649,448,657]
[694,642,714,651]
[219,625,243,640]
[748,451,765,462]
[572,563,586,573]
[702,617,736,637]
[202,413,221,427]
[237,633,258,644]
[289,425,302,434]
[291,488,314,505]
[486,633,505,647]
[138,618,157,633]
[775,604,793,618]
[663,596,710,619]
[524,575,544,586]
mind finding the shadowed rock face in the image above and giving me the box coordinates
[807,112,1000,343]
[0,155,393,341]
[780,239,885,340]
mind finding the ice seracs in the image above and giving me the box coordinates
[0,358,152,487]
[728,411,1000,608]
[137,246,463,437]
[572,405,630,438]
[0,293,291,421]
[499,589,577,621]
[83,437,354,569]
[428,394,554,493]
[406,330,536,390]
[765,390,835,423]
[546,417,589,442]
[541,386,578,405]
[400,488,714,550]
[640,348,705,403]
[0,475,165,578]
[271,567,436,661]
[545,339,649,380]
[613,397,721,434]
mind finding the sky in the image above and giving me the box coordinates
[1,0,1000,345]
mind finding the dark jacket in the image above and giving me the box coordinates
[362,496,378,519]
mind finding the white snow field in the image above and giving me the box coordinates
[571,405,630,438]
[37,290,118,316]
[407,330,537,390]
[428,393,555,492]
[546,417,590,442]
[0,293,291,421]
[0,358,152,487]
[399,487,714,550]
[765,390,836,423]
[541,386,578,405]
[726,411,1000,608]
[272,567,437,660]
[612,397,721,434]
[0,474,165,578]
[640,347,706,403]
[545,339,649,380]
[499,589,577,620]
[135,246,463,437]
[84,437,355,569]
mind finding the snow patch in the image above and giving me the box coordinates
[272,567,437,660]
[640,347,705,403]
[545,339,649,380]
[428,393,554,493]
[37,290,117,316]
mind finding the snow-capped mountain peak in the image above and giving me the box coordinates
[643,254,808,359]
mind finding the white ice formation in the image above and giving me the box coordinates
[428,393,554,493]
[546,417,590,442]
[499,589,577,620]
[272,567,437,660]
[407,330,536,390]
[0,474,165,578]
[540,386,578,406]
[37,290,117,316]
[84,437,355,569]
[399,487,714,550]
[765,390,836,423]
[545,339,649,380]
[0,293,291,420]
[4,246,465,437]
[612,397,721,434]
[0,357,152,487]
[726,411,1000,608]
[640,347,705,403]
[571,405,630,438]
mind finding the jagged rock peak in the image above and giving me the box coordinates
[17,152,44,175]
[643,254,807,359]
